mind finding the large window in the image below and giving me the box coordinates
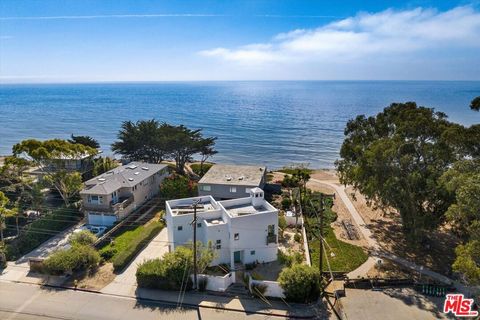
[201,185,211,191]
[216,239,221,249]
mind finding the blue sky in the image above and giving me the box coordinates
[1,0,479,82]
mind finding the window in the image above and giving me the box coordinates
[197,223,202,228]
[229,187,237,193]
[267,224,275,235]
[234,233,239,240]
[245,188,251,193]
[201,185,211,191]
[250,250,255,255]
[177,226,183,231]
[216,239,221,249]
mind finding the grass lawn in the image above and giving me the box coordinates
[98,215,164,263]
[309,225,368,272]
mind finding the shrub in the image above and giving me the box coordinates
[136,248,192,290]
[278,250,304,267]
[281,198,292,210]
[294,233,302,243]
[160,174,197,200]
[278,215,287,231]
[100,247,117,261]
[136,245,215,290]
[0,247,7,269]
[190,163,213,177]
[278,264,320,303]
[112,223,163,272]
[43,245,100,275]
[5,206,82,260]
[251,271,263,280]
[245,262,256,271]
[69,230,97,246]
[251,282,268,298]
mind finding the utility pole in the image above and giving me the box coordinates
[191,199,200,291]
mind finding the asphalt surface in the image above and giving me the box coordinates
[0,281,280,320]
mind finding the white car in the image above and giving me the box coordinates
[74,225,107,237]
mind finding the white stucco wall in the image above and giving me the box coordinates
[250,278,285,298]
[192,273,234,292]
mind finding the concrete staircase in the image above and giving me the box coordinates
[225,283,250,298]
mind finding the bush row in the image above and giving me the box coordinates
[43,244,100,275]
[6,206,82,260]
[112,222,164,272]
[136,246,193,290]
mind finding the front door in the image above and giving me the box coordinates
[234,250,242,263]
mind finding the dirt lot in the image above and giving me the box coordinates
[344,186,459,275]
[65,263,116,291]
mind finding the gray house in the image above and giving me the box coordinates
[198,164,267,200]
[80,161,169,226]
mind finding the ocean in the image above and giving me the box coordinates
[1,81,479,169]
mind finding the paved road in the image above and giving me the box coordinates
[102,228,170,296]
[0,281,278,320]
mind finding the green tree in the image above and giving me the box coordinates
[278,264,320,303]
[68,134,100,149]
[197,137,217,175]
[112,120,217,175]
[470,96,480,112]
[92,157,118,176]
[335,102,474,241]
[452,240,480,285]
[12,139,96,206]
[0,191,15,243]
[44,171,83,206]
[160,174,196,200]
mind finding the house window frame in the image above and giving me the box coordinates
[229,186,237,193]
[234,233,239,240]
[201,185,211,191]
[250,250,255,255]
[177,226,183,231]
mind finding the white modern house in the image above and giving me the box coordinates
[166,188,278,278]
[197,164,267,200]
[80,161,169,226]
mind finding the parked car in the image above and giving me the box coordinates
[74,225,107,238]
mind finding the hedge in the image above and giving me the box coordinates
[112,222,164,272]
[6,206,82,260]
[136,247,193,290]
[43,244,100,275]
[278,264,320,303]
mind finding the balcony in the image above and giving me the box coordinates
[266,233,277,245]
[83,195,134,215]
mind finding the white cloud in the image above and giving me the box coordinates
[199,6,480,65]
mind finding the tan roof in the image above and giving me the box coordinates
[198,164,266,186]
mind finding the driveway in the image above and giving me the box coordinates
[0,224,79,283]
[101,228,169,296]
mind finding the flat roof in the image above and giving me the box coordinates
[167,196,220,216]
[198,164,266,186]
[80,161,167,195]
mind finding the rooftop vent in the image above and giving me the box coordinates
[238,176,244,180]
[134,172,140,175]
[226,176,232,181]
[98,178,106,182]
[128,178,134,182]
[211,220,220,225]
[128,165,138,170]
[259,167,263,171]
[141,167,149,171]
[106,171,114,175]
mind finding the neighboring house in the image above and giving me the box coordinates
[166,187,278,279]
[80,161,169,226]
[197,164,267,200]
[29,151,98,179]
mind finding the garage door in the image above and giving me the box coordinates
[87,213,117,226]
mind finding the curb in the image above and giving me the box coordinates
[8,280,318,319]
